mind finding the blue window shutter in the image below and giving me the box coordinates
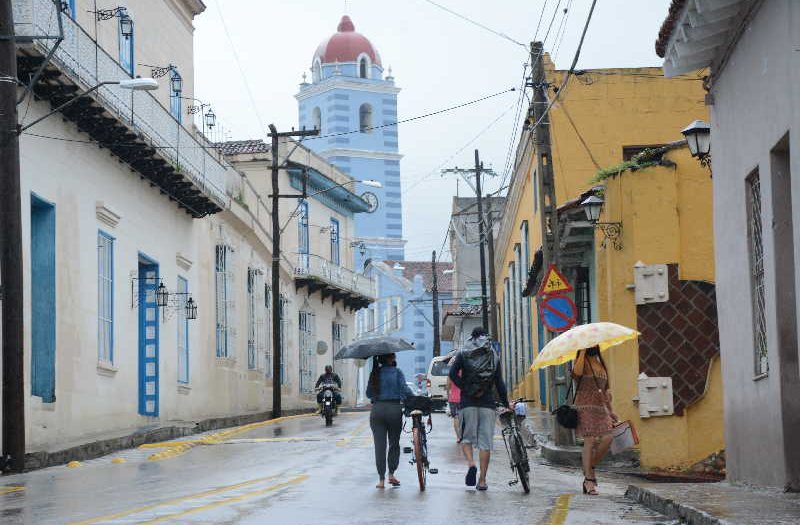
[31,196,56,402]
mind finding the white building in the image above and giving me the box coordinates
[657,0,800,490]
[6,0,372,466]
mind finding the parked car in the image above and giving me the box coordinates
[426,355,451,411]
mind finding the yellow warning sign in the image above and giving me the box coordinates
[537,264,574,296]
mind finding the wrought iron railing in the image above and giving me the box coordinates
[295,253,376,300]
[13,0,228,206]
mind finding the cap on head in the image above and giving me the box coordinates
[470,327,488,339]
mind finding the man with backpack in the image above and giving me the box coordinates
[448,327,510,491]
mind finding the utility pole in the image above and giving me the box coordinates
[442,150,496,332]
[0,0,24,472]
[529,41,568,445]
[431,250,440,358]
[269,124,318,419]
[486,211,499,340]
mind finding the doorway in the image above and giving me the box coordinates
[138,255,160,417]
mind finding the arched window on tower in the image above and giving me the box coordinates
[359,103,373,133]
[359,57,368,79]
[312,107,321,132]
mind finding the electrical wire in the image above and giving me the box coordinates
[552,0,574,62]
[420,0,528,50]
[533,0,550,41]
[402,100,516,195]
[542,0,563,46]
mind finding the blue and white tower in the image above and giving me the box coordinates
[297,15,405,265]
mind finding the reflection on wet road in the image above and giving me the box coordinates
[0,412,674,524]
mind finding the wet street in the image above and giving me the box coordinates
[0,412,675,524]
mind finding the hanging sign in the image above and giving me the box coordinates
[540,295,578,333]
[537,264,574,297]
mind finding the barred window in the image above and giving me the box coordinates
[247,268,266,370]
[97,232,114,363]
[299,310,316,394]
[746,170,768,376]
[215,245,234,358]
[177,276,189,383]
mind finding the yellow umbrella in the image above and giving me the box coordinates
[530,322,639,370]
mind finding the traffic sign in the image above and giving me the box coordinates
[540,295,577,333]
[537,264,574,297]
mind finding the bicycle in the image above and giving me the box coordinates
[498,398,535,494]
[402,395,438,491]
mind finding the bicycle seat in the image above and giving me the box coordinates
[409,409,423,416]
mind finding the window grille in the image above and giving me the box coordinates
[215,245,234,358]
[97,232,114,363]
[298,202,309,271]
[299,310,316,394]
[279,294,289,384]
[247,268,266,370]
[264,283,272,377]
[330,218,340,265]
[177,277,189,383]
[746,171,769,376]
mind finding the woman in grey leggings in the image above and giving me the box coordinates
[366,353,414,489]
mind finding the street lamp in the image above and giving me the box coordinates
[681,119,711,168]
[169,71,183,94]
[204,109,216,130]
[18,78,158,134]
[581,195,623,250]
[156,282,169,308]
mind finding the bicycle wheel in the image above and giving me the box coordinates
[412,426,426,491]
[513,434,531,494]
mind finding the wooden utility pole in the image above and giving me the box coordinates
[0,0,25,473]
[431,250,441,358]
[486,211,499,340]
[269,124,318,418]
[529,41,569,445]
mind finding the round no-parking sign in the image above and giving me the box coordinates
[540,295,577,333]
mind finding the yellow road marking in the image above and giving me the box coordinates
[337,418,370,447]
[67,475,279,525]
[137,475,309,524]
[548,494,574,525]
[0,486,25,495]
[141,413,314,461]
[223,437,324,443]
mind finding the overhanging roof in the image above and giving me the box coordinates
[656,0,758,77]
[287,164,371,214]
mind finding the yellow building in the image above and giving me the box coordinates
[494,58,722,469]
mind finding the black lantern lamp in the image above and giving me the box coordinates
[681,119,711,168]
[170,71,183,94]
[581,195,623,250]
[204,108,216,130]
[185,296,198,320]
[119,12,134,38]
[156,282,169,308]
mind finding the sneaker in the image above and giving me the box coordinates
[465,465,477,486]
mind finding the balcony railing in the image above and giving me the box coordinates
[13,0,228,210]
[295,253,376,303]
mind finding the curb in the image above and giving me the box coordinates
[20,408,314,471]
[625,484,728,525]
[540,442,640,469]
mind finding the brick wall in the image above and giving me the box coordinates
[636,264,719,415]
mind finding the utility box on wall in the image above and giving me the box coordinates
[637,374,674,418]
[633,262,669,305]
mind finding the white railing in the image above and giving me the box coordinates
[13,0,228,207]
[295,254,376,301]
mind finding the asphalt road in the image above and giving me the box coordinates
[0,412,676,524]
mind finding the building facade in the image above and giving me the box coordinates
[6,0,371,464]
[296,15,405,266]
[658,0,800,490]
[357,261,453,379]
[494,58,718,469]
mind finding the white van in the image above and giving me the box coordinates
[426,355,452,410]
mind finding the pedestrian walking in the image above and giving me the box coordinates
[366,353,414,489]
[573,346,618,495]
[448,327,510,491]
[446,370,462,443]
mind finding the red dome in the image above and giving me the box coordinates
[313,16,382,67]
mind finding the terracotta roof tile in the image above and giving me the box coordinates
[384,260,454,291]
[217,139,269,156]
[655,0,688,58]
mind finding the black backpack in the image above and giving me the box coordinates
[461,340,497,399]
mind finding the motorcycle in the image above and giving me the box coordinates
[317,384,340,427]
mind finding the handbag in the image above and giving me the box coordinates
[551,375,582,429]
[610,420,640,455]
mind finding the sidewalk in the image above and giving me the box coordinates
[626,480,800,525]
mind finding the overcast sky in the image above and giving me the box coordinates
[194,0,671,262]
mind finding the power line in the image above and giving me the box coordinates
[421,0,528,49]
[533,0,550,41]
[402,100,516,195]
[542,0,563,46]
[552,0,574,62]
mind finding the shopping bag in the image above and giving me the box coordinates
[610,420,639,455]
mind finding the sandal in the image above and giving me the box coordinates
[388,477,401,487]
[582,478,598,495]
[476,484,488,491]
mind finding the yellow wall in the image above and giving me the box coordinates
[596,149,723,469]
[493,59,723,469]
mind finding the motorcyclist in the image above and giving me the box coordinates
[316,365,343,412]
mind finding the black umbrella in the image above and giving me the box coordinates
[334,335,415,360]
